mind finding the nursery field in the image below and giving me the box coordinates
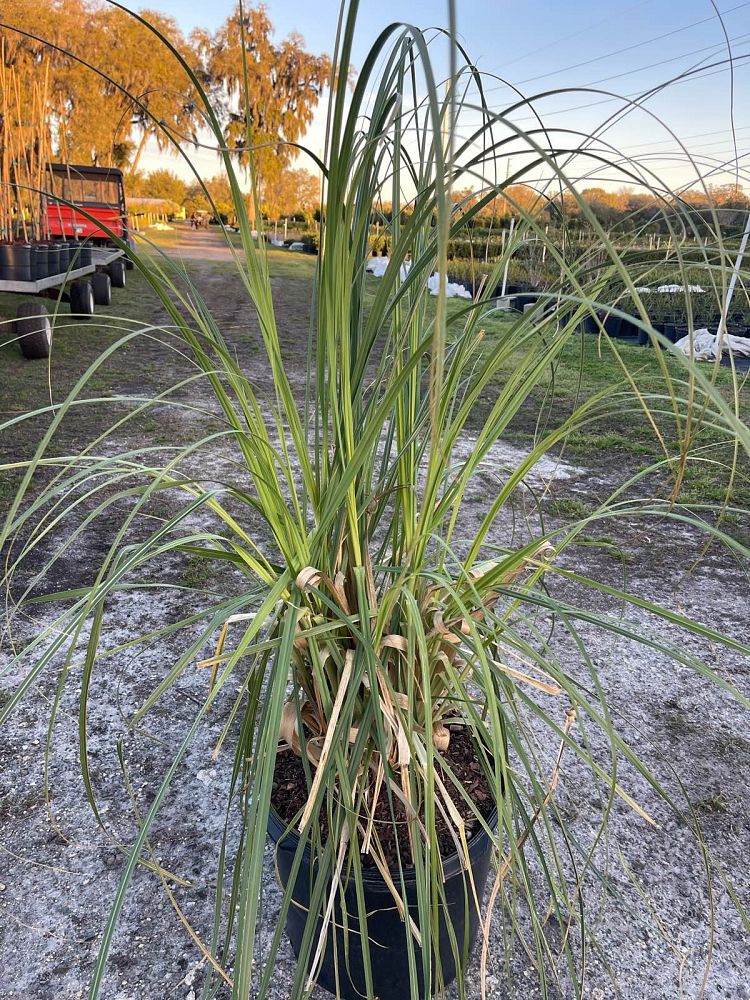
[2,225,747,526]
[1,227,749,998]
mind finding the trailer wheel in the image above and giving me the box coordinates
[108,259,126,288]
[91,271,112,306]
[70,280,95,316]
[15,302,52,359]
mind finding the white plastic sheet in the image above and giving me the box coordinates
[365,256,413,282]
[365,256,471,297]
[427,272,472,299]
[675,328,750,360]
[366,256,390,277]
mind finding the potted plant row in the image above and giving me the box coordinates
[581,292,750,346]
[0,240,93,282]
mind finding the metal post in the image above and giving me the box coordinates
[716,210,750,342]
[500,216,516,297]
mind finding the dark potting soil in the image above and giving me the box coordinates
[271,727,495,869]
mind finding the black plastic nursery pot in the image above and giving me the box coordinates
[618,316,641,340]
[602,313,622,338]
[47,244,62,276]
[57,242,71,271]
[268,789,498,1000]
[0,243,32,282]
[649,322,677,346]
[31,246,48,280]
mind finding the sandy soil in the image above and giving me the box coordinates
[1,225,748,1000]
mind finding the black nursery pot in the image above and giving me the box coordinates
[582,312,601,335]
[0,243,13,271]
[32,246,48,280]
[68,243,85,269]
[268,794,498,1000]
[57,242,71,271]
[0,243,32,282]
[47,245,62,276]
[618,316,640,339]
[649,322,677,346]
[603,313,622,338]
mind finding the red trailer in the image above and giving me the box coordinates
[46,163,133,249]
[0,166,135,361]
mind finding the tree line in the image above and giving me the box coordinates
[446,183,750,234]
[129,166,321,225]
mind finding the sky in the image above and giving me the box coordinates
[119,0,750,194]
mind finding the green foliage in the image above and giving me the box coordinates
[1,0,199,169]
[546,497,592,519]
[191,3,330,183]
[132,168,187,206]
[1,0,330,179]
[184,174,235,221]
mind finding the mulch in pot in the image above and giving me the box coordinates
[271,726,495,869]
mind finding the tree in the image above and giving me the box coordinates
[104,7,201,174]
[476,184,547,223]
[708,183,750,208]
[183,181,210,215]
[1,0,200,168]
[140,168,187,205]
[450,187,479,220]
[261,167,319,221]
[580,187,628,227]
[185,174,237,222]
[291,168,320,223]
[193,5,330,183]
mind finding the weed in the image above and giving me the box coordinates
[180,554,214,590]
[548,497,592,519]
[695,792,729,815]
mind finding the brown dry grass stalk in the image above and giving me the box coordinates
[0,45,52,242]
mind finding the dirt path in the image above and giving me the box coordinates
[138,221,245,260]
[1,236,748,1000]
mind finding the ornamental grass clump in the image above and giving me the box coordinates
[1,2,749,998]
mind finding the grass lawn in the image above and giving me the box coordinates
[0,270,162,402]
[488,330,750,509]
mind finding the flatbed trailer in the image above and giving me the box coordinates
[1,248,127,359]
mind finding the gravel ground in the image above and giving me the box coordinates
[1,227,748,1000]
